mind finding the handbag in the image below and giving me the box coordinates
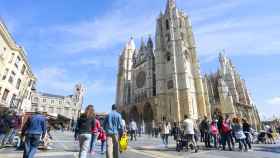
[119,134,128,153]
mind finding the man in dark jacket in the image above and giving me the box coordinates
[7,111,21,144]
[22,108,47,158]
[200,116,210,147]
[0,113,9,147]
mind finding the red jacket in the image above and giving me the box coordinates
[91,119,101,134]
[98,129,106,141]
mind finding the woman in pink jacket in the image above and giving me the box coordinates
[89,117,101,155]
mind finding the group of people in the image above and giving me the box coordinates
[156,115,199,152]
[198,113,252,152]
[146,112,259,153]
[75,104,125,158]
[11,103,125,158]
[1,104,279,158]
[0,111,21,148]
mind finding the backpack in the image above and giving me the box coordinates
[221,121,231,134]
[210,124,218,135]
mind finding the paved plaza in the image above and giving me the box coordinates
[0,131,279,158]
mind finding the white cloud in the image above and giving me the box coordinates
[38,7,156,54]
[34,66,116,109]
[79,59,99,66]
[88,80,115,95]
[35,67,76,94]
[267,96,280,105]
[193,15,280,57]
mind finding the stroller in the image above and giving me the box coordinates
[176,133,188,152]
[256,131,267,144]
[176,133,198,152]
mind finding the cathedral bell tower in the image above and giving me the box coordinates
[116,38,136,107]
[155,0,208,120]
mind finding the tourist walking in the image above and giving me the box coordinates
[182,115,198,152]
[6,111,21,144]
[199,119,204,142]
[98,127,107,154]
[75,105,96,158]
[0,113,9,147]
[210,120,219,148]
[21,107,47,158]
[104,104,123,158]
[160,117,170,148]
[151,120,156,137]
[129,120,137,141]
[171,122,181,141]
[232,117,247,151]
[217,112,232,151]
[242,118,252,150]
[89,117,101,154]
[200,116,211,148]
[225,114,235,148]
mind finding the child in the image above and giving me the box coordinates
[98,127,106,154]
[210,120,219,149]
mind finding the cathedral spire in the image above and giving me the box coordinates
[165,0,176,14]
[147,35,153,49]
[126,37,135,50]
[140,37,146,51]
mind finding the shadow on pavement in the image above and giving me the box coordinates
[255,145,280,154]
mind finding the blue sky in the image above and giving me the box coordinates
[0,0,279,119]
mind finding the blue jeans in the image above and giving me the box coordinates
[8,128,17,144]
[89,133,98,152]
[79,134,91,158]
[221,133,232,150]
[161,134,169,145]
[101,140,105,153]
[23,134,41,158]
[0,133,6,146]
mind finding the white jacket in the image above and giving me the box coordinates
[183,118,195,135]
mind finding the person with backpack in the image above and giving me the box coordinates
[210,120,219,149]
[21,108,47,158]
[242,118,252,150]
[75,105,96,158]
[225,114,235,148]
[89,117,101,155]
[232,117,247,152]
[218,114,232,151]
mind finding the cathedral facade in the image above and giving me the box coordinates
[116,0,260,129]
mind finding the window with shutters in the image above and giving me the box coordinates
[21,65,26,75]
[8,71,16,84]
[2,68,9,80]
[14,56,21,68]
[2,89,9,101]
[16,79,21,89]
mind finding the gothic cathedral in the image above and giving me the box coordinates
[116,0,260,130]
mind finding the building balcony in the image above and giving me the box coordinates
[0,99,9,108]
